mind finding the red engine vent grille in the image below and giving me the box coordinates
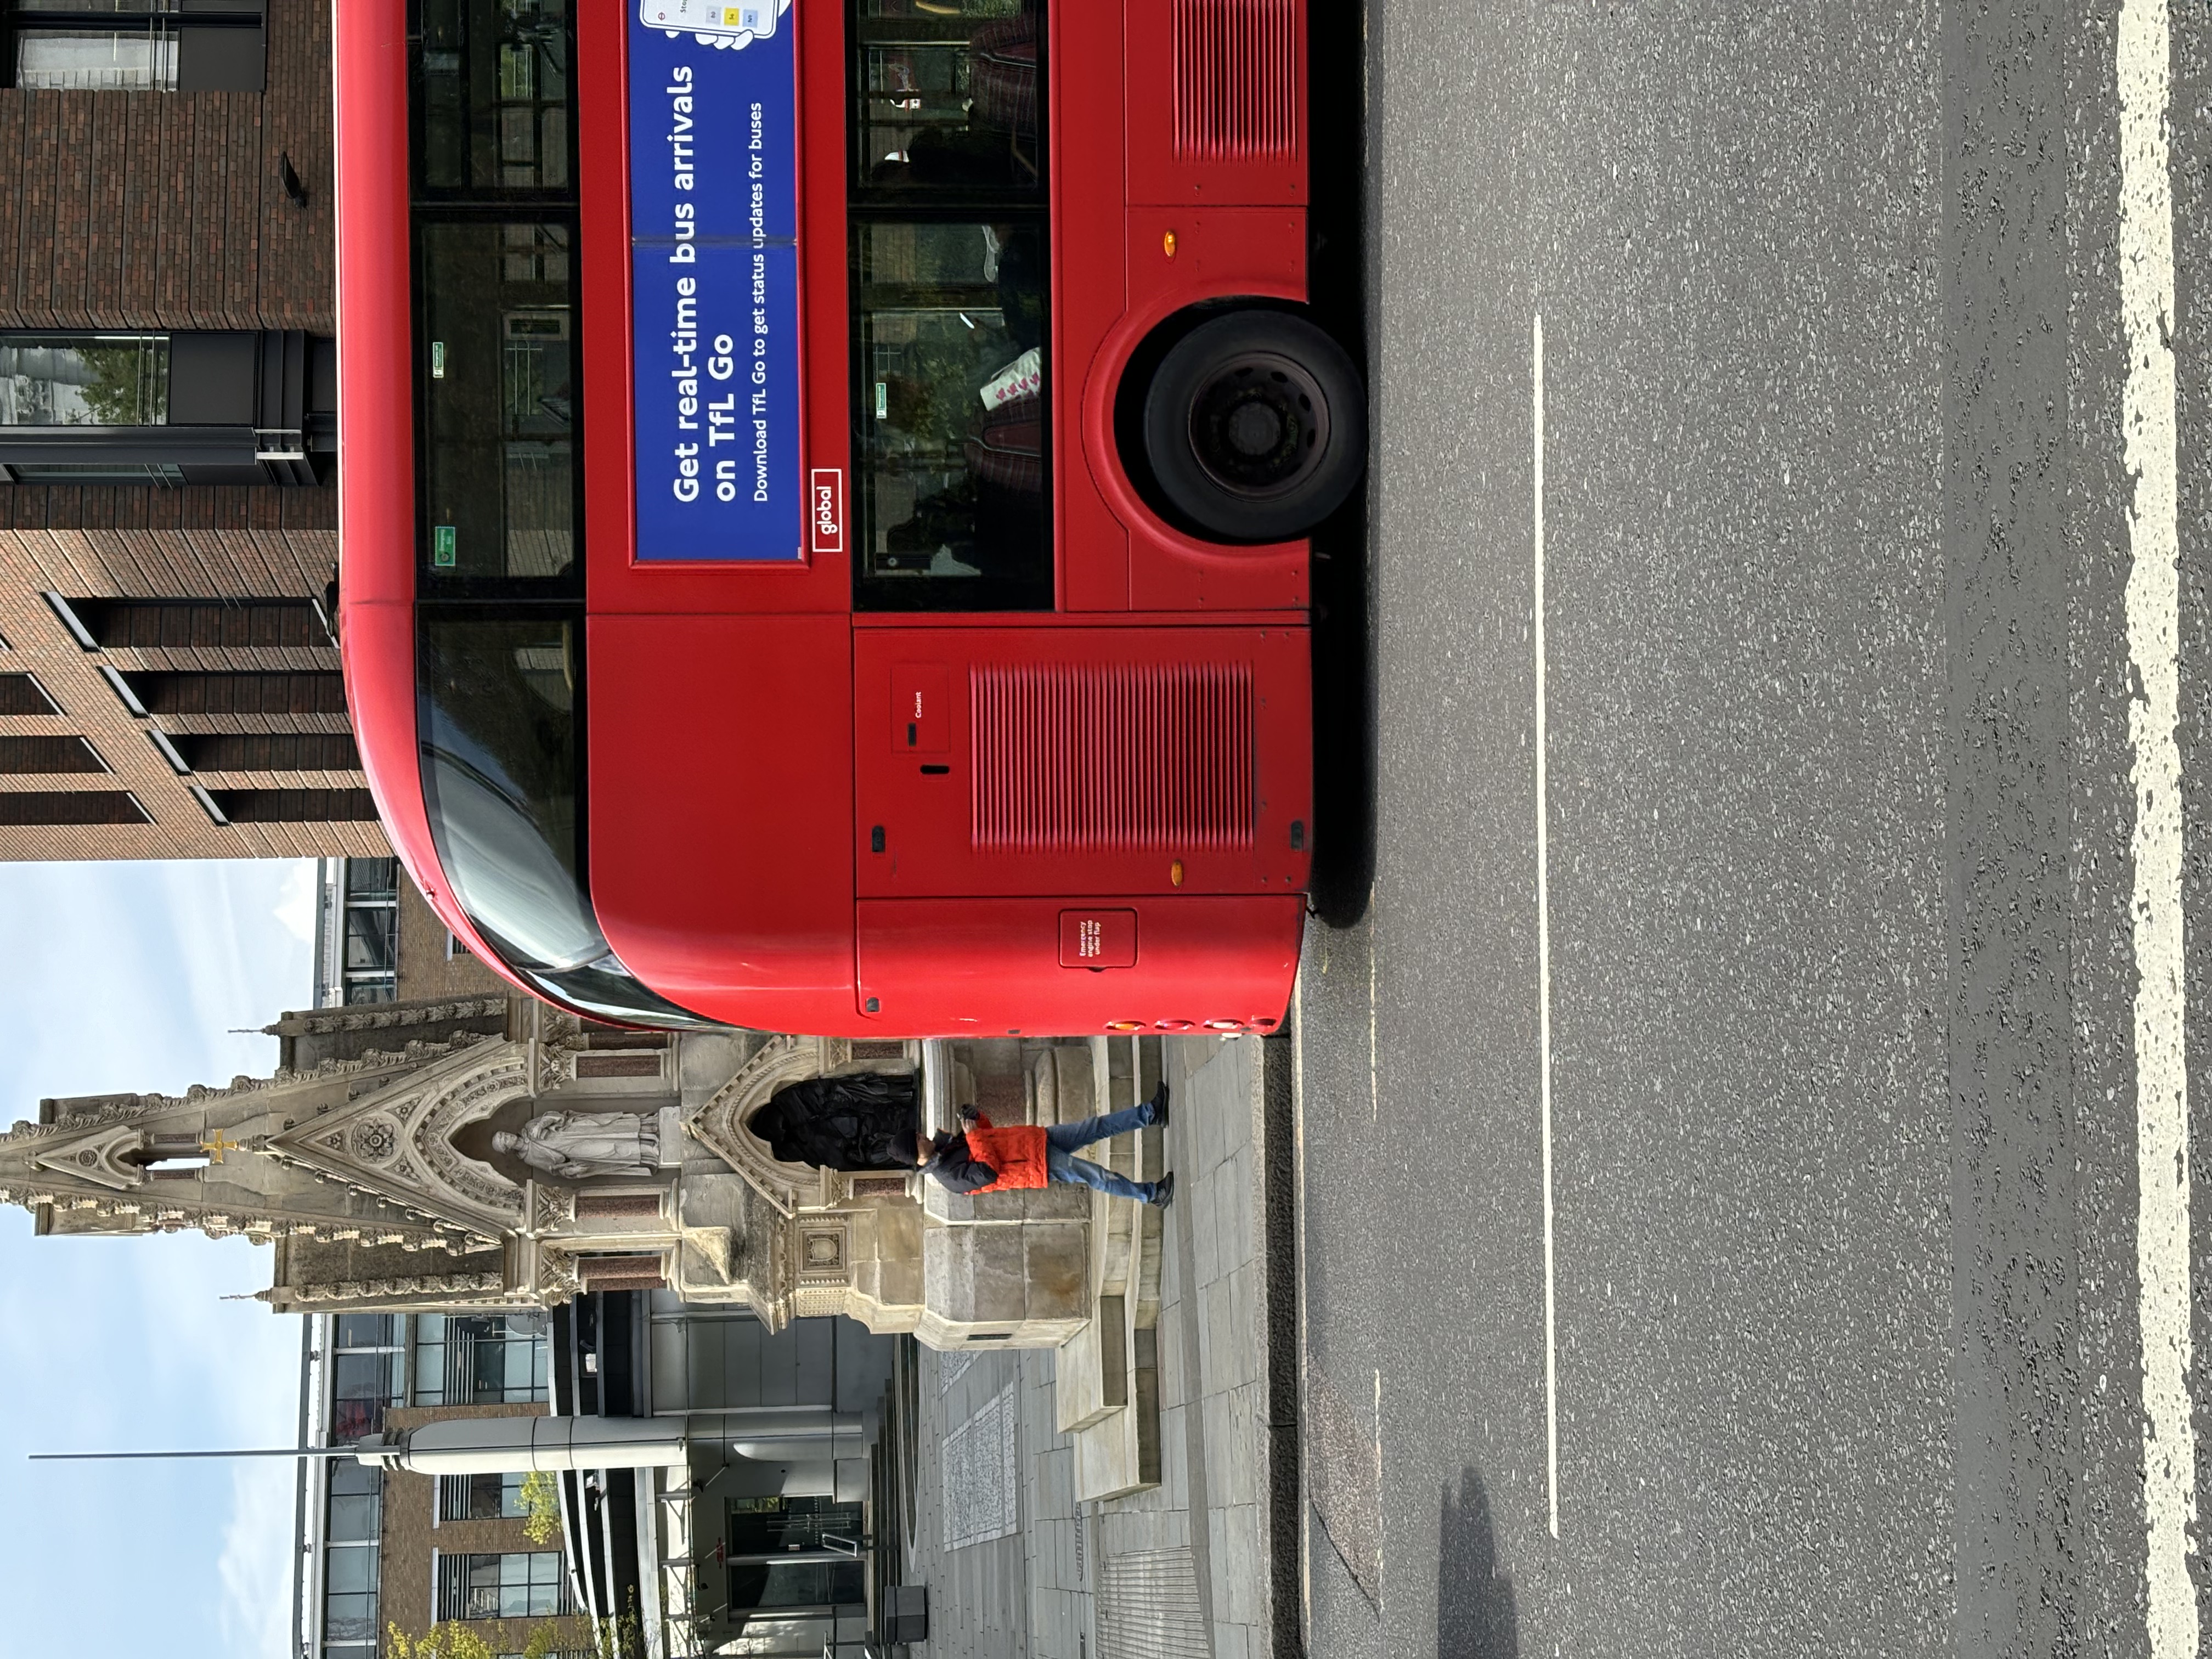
[972,662,1255,850]
[1173,0,1298,162]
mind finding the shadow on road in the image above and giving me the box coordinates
[1304,0,1376,930]
[1436,1465,1519,1659]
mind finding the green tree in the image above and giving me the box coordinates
[519,1469,562,1546]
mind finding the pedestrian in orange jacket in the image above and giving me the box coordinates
[916,1084,1172,1206]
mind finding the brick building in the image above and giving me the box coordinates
[0,1,385,859]
[297,1309,601,1659]
[308,855,507,1008]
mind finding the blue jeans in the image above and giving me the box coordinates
[1043,1103,1159,1203]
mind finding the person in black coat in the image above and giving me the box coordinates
[746,1073,919,1172]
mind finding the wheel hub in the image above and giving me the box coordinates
[1187,349,1333,500]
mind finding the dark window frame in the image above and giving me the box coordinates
[57,595,333,651]
[0,5,267,94]
[846,5,1053,614]
[0,788,150,825]
[0,733,106,774]
[405,0,579,208]
[408,212,584,601]
[0,673,62,715]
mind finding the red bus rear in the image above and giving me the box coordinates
[336,0,1360,1038]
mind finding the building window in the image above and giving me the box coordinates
[0,789,149,825]
[330,1313,405,1442]
[412,1313,550,1407]
[0,326,328,483]
[2,5,267,92]
[0,735,104,774]
[3,460,184,484]
[10,25,175,91]
[205,786,377,825]
[320,857,401,1004]
[53,595,331,650]
[437,1470,531,1523]
[436,1551,572,1621]
[117,670,347,714]
[322,1458,383,1651]
[0,334,167,425]
[173,732,360,773]
[0,674,60,715]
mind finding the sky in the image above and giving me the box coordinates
[0,859,319,1659]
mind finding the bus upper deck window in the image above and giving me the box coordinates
[416,0,574,196]
[853,4,1043,202]
[851,221,1050,611]
[417,221,578,588]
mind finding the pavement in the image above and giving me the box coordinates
[1293,4,2212,1658]
[902,1035,1295,1659]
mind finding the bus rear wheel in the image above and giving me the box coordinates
[1141,311,1366,542]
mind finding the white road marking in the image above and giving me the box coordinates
[1368,917,1380,1123]
[2119,8,2197,1657]
[1534,313,1559,1541]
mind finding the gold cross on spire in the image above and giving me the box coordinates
[199,1130,247,1164]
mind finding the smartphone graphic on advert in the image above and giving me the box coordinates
[641,0,780,40]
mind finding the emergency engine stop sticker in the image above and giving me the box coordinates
[628,0,803,561]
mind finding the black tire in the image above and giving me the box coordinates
[1141,310,1366,541]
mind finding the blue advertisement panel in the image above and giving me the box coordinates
[628,3,802,561]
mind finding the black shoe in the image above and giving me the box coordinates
[1144,1081,1171,1131]
[1148,1172,1175,1207]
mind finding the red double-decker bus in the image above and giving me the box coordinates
[336,0,1361,1037]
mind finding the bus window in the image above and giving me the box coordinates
[851,219,1049,610]
[853,5,1043,202]
[415,614,708,1026]
[415,0,574,196]
[417,221,578,587]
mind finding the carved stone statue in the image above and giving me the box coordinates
[494,1110,661,1181]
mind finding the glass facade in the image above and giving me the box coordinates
[0,334,168,427]
[321,1458,384,1659]
[338,857,400,1003]
[437,1550,571,1621]
[411,1312,551,1407]
[438,1469,529,1522]
[330,1313,405,1442]
[13,29,179,91]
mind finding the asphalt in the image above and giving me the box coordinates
[1294,5,2212,1657]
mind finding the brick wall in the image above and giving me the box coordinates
[0,0,334,332]
[0,1,373,860]
[0,525,385,859]
[397,876,508,1003]
[380,1404,600,1657]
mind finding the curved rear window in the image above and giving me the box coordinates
[416,613,710,1028]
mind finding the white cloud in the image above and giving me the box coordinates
[220,1445,305,1659]
[274,858,321,946]
[0,861,317,1659]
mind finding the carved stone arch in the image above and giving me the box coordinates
[407,1049,534,1220]
[684,1035,891,1216]
[31,1123,153,1193]
[268,1041,532,1233]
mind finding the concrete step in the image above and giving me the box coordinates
[1072,1322,1161,1502]
[1053,1292,1126,1434]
